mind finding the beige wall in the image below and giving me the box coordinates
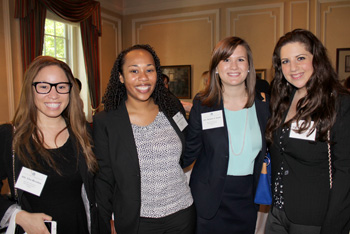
[1,0,350,122]
[100,10,123,104]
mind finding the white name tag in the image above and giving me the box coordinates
[289,121,316,141]
[15,167,47,196]
[201,110,224,130]
[173,111,188,131]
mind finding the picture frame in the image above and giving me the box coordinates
[161,65,191,99]
[255,69,266,80]
[336,48,350,81]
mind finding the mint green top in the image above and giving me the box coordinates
[224,103,262,175]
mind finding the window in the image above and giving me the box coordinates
[43,12,92,121]
[43,19,68,62]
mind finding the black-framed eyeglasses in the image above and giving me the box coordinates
[32,82,72,94]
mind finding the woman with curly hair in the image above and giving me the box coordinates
[0,56,98,234]
[94,44,195,234]
[265,29,350,233]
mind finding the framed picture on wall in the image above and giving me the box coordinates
[161,65,191,99]
[336,48,350,81]
[255,69,266,80]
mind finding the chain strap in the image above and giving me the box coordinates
[12,126,18,200]
[327,130,333,189]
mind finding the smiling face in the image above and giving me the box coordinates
[217,45,249,90]
[120,49,157,104]
[280,42,314,93]
[33,65,70,122]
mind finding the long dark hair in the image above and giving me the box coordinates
[102,44,181,117]
[266,29,348,142]
[198,36,256,108]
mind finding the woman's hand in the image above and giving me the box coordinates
[15,210,52,234]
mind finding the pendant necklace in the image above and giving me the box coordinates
[228,108,249,156]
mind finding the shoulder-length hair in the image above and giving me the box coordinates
[12,56,97,173]
[198,36,256,108]
[102,44,181,117]
[266,29,348,142]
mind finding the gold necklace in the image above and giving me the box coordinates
[228,108,249,156]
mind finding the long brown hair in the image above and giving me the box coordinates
[266,29,348,142]
[12,56,98,173]
[198,36,256,107]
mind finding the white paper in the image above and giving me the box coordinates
[15,167,47,196]
[289,120,316,141]
[201,110,224,130]
[173,111,188,131]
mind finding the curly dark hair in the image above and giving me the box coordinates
[102,44,182,117]
[266,29,348,142]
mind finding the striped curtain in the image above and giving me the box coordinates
[14,0,46,73]
[14,0,102,112]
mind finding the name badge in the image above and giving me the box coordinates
[289,120,316,141]
[201,110,224,130]
[173,111,188,131]
[15,167,48,196]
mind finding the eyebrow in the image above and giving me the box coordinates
[281,53,309,59]
[127,64,155,68]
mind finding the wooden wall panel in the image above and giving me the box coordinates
[227,4,284,81]
[100,14,122,100]
[132,10,219,97]
[320,1,350,80]
[290,1,309,30]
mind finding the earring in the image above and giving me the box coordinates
[248,70,250,73]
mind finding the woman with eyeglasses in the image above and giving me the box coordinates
[0,56,98,234]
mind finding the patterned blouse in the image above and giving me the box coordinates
[132,111,193,218]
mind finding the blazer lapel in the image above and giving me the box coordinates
[112,101,140,166]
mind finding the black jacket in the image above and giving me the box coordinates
[93,98,187,234]
[270,92,350,233]
[182,92,270,219]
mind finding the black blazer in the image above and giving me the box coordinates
[0,123,98,234]
[182,92,270,219]
[93,100,187,234]
[270,92,350,233]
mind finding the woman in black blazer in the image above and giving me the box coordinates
[265,29,350,234]
[0,56,98,234]
[93,44,195,234]
[183,37,270,234]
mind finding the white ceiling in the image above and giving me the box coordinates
[99,0,244,15]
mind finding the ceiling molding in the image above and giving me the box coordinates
[100,0,245,15]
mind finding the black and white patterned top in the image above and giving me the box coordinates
[273,126,289,210]
[132,111,193,218]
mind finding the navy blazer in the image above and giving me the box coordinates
[0,123,98,234]
[183,92,270,219]
[93,100,187,234]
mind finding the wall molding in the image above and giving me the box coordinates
[99,0,123,15]
[226,3,284,42]
[321,3,350,44]
[101,13,122,56]
[290,1,310,30]
[123,0,241,15]
[132,10,220,51]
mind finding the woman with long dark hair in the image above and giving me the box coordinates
[0,56,98,234]
[265,29,350,234]
[94,44,195,234]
